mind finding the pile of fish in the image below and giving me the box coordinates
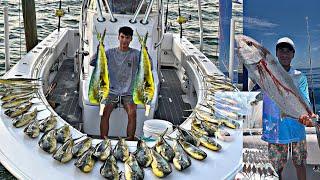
[0,74,241,179]
[182,72,243,143]
[0,79,42,130]
[241,148,278,179]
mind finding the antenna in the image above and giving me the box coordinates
[305,16,317,113]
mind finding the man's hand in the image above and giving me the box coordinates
[299,113,317,127]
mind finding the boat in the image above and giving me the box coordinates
[242,101,320,179]
[0,0,244,179]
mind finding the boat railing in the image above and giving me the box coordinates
[141,0,155,24]
[96,0,106,22]
[86,0,159,23]
[101,0,116,22]
[130,0,146,23]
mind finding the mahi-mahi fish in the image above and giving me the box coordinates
[88,29,110,115]
[0,78,40,85]
[235,35,313,119]
[132,31,155,116]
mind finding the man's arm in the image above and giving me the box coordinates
[299,75,311,105]
[298,74,315,126]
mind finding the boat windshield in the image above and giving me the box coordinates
[109,0,147,14]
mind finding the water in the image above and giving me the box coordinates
[0,0,217,178]
[0,0,218,75]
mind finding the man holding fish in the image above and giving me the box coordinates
[90,26,140,141]
[263,37,317,180]
[236,35,317,180]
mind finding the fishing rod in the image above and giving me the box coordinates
[164,0,169,33]
[56,0,64,32]
[176,0,186,38]
[305,16,317,113]
[306,17,320,151]
[178,0,182,38]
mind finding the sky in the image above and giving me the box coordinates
[243,0,320,68]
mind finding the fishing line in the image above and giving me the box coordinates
[306,16,317,113]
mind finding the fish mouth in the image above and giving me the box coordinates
[235,35,271,65]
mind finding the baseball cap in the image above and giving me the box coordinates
[276,37,295,51]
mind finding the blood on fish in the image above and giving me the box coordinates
[259,60,312,115]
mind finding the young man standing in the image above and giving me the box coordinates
[91,26,140,140]
[262,37,316,180]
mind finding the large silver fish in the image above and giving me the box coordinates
[235,35,313,119]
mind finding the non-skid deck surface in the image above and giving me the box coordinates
[154,68,192,125]
[47,59,82,127]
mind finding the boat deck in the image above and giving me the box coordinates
[46,59,82,129]
[154,68,192,125]
[47,59,192,132]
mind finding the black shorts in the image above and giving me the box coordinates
[101,94,134,106]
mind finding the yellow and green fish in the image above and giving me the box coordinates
[88,29,110,107]
[133,31,155,116]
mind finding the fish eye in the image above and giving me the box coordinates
[246,41,253,46]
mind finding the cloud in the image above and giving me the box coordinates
[312,45,320,51]
[244,16,279,30]
[311,28,320,33]
[263,32,277,36]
